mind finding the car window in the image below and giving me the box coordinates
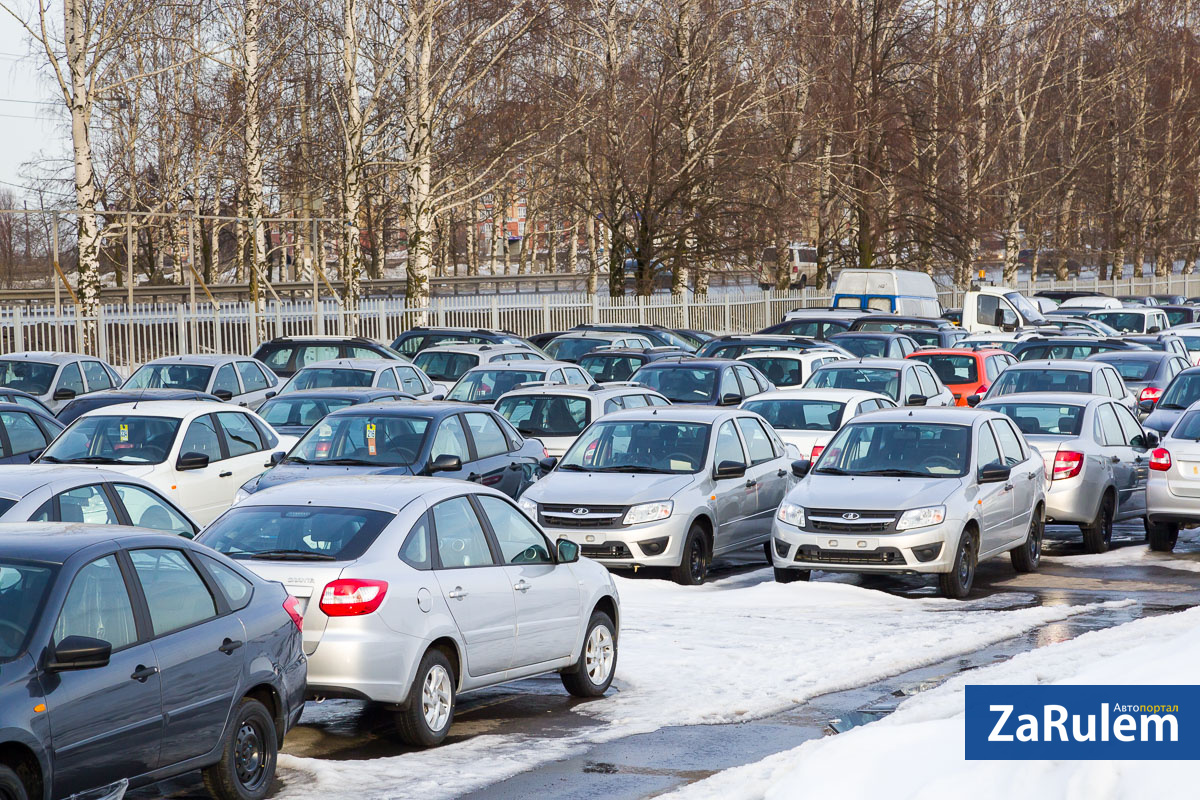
[737,417,776,463]
[259,345,294,371]
[55,555,138,650]
[991,419,1026,465]
[548,369,564,383]
[179,414,223,462]
[297,345,340,367]
[216,412,264,457]
[346,345,385,360]
[213,364,241,396]
[377,368,399,390]
[58,362,85,395]
[1104,369,1125,398]
[603,397,625,414]
[984,356,999,382]
[914,366,938,398]
[129,548,217,635]
[565,368,591,386]
[431,415,471,461]
[237,361,271,392]
[976,424,1001,471]
[478,495,552,564]
[396,366,428,394]
[733,365,763,396]
[1112,403,1144,446]
[719,369,741,400]
[394,335,427,355]
[0,409,48,456]
[432,497,496,569]
[623,393,649,408]
[646,393,670,406]
[197,554,252,611]
[1094,403,1126,446]
[400,513,432,570]
[81,361,113,391]
[714,420,746,467]
[976,294,1000,326]
[113,483,194,535]
[464,412,509,458]
[56,484,120,525]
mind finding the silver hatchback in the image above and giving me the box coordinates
[1146,401,1200,551]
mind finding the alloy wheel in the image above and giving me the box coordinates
[585,625,615,685]
[422,664,453,732]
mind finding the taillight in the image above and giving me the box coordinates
[283,596,304,631]
[319,579,389,616]
[977,385,988,394]
[1140,386,1163,403]
[810,444,825,461]
[1150,448,1172,471]
[1051,450,1083,481]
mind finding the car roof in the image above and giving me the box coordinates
[843,406,988,426]
[595,405,745,423]
[269,335,382,343]
[461,360,578,372]
[325,400,476,418]
[75,388,220,400]
[418,343,530,353]
[233,475,503,513]
[77,400,239,419]
[978,391,1097,407]
[908,348,1007,358]
[497,383,658,400]
[710,334,817,343]
[1005,359,1102,371]
[263,386,405,399]
[638,358,737,369]
[581,347,686,357]
[1088,351,1175,362]
[0,523,186,565]
[831,331,913,339]
[745,388,891,404]
[817,358,911,370]
[300,358,405,372]
[0,465,156,500]
[401,327,515,335]
[738,350,843,361]
[141,354,252,366]
[0,351,84,365]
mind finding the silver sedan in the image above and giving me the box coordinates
[1146,400,1200,551]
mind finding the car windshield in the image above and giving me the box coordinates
[740,357,804,387]
[412,351,479,382]
[1158,373,1200,409]
[57,397,120,425]
[280,367,375,394]
[807,367,900,400]
[258,397,357,429]
[1165,309,1191,327]
[742,399,844,431]
[633,366,717,403]
[0,360,58,396]
[544,337,607,362]
[911,353,978,384]
[125,363,212,391]
[447,369,545,403]
[289,414,430,466]
[1005,292,1046,324]
[703,342,811,359]
[42,415,181,464]
[1102,360,1156,382]
[983,403,1084,436]
[560,420,709,473]
[579,354,644,382]
[199,505,395,562]
[816,422,970,477]
[0,560,56,662]
[989,369,1092,396]
[833,337,888,358]
[495,395,590,437]
[957,338,1020,352]
[1089,312,1145,332]
[901,329,943,347]
[856,320,933,332]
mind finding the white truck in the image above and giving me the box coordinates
[960,285,1047,333]
[830,269,941,316]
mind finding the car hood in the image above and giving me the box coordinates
[789,473,961,510]
[250,462,415,493]
[525,471,698,505]
[1144,407,1185,434]
[44,462,157,479]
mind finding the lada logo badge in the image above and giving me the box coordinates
[842,512,860,520]
[572,507,590,516]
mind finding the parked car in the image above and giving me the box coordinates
[1034,290,1106,304]
[520,406,795,584]
[736,350,850,388]
[981,393,1155,552]
[390,326,537,356]
[526,331,571,349]
[829,332,919,359]
[1087,307,1171,334]
[806,359,955,407]
[697,334,833,359]
[1143,367,1200,435]
[953,331,1044,352]
[740,388,895,461]
[847,315,955,332]
[0,403,64,463]
[123,355,279,407]
[972,359,1135,410]
[0,524,306,800]
[1123,332,1191,361]
[0,466,198,536]
[38,401,295,525]
[1009,335,1149,362]
[569,323,698,352]
[1146,402,1200,550]
[1059,296,1123,310]
[255,387,418,437]
[774,407,1045,597]
[758,314,858,339]
[0,352,123,413]
[896,326,970,349]
[631,358,772,405]
[1115,295,1160,306]
[237,402,544,500]
[198,476,619,747]
[494,383,669,457]
[672,328,715,347]
[0,388,55,417]
[907,348,1016,406]
[1158,304,1200,327]
[57,388,222,425]
[412,343,547,385]
[1161,322,1200,364]
[1088,351,1191,413]
[278,358,442,400]
[1039,317,1121,337]
[578,347,692,383]
[446,362,594,404]
[253,335,408,378]
[1151,294,1186,306]
[543,332,655,363]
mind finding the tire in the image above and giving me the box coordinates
[671,524,709,585]
[762,540,774,564]
[561,611,618,698]
[938,531,975,599]
[1081,493,1114,554]
[395,648,457,747]
[774,567,810,583]
[1148,521,1180,553]
[201,697,277,800]
[1011,508,1043,573]
[0,766,27,800]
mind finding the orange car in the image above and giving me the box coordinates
[906,348,1017,406]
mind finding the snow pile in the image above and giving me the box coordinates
[1045,534,1200,574]
[667,606,1200,800]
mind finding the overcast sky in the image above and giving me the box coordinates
[0,19,67,194]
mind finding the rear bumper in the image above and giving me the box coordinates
[304,627,425,705]
[1044,474,1098,524]
[1147,476,1200,525]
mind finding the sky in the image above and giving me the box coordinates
[0,16,67,193]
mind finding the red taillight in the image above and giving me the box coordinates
[319,579,389,616]
[1150,448,1173,471]
[810,444,825,461]
[977,385,988,394]
[283,596,304,631]
[1051,450,1083,481]
[1140,386,1163,403]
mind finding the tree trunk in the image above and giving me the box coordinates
[243,0,268,338]
[66,0,100,347]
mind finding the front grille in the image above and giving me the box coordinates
[796,546,904,565]
[581,542,633,559]
[540,503,628,529]
[806,508,897,534]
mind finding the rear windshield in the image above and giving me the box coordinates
[0,560,56,662]
[700,342,811,359]
[125,363,212,392]
[1089,312,1146,332]
[281,367,374,394]
[544,337,607,362]
[495,395,590,437]
[633,366,717,403]
[741,399,844,431]
[989,369,1092,396]
[447,370,545,403]
[1103,360,1156,382]
[739,356,804,387]
[0,360,57,396]
[199,505,395,562]
[413,351,479,382]
[258,396,357,429]
[1165,309,1191,327]
[807,367,900,401]
[983,403,1084,436]
[579,354,644,382]
[911,353,978,384]
[832,337,888,358]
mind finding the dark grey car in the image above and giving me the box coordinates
[1142,366,1200,436]
[0,525,306,800]
[1088,352,1190,416]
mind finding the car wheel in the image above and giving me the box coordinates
[395,648,456,747]
[773,567,810,583]
[937,531,975,599]
[0,766,27,800]
[1081,493,1114,554]
[1011,508,1043,573]
[561,610,618,697]
[1148,521,1180,552]
[762,540,774,564]
[201,697,277,800]
[671,524,709,585]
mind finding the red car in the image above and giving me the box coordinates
[906,348,1017,406]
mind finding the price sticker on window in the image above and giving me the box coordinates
[366,422,377,456]
[119,424,129,443]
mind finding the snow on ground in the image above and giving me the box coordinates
[277,568,1129,800]
[1045,528,1200,574]
[666,605,1200,800]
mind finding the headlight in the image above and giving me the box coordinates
[777,502,806,527]
[896,505,946,530]
[518,497,538,517]
[623,501,673,525]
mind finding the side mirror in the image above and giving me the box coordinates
[714,459,747,480]
[52,388,76,401]
[907,394,928,406]
[47,635,111,671]
[556,538,580,563]
[1138,398,1157,413]
[212,389,234,402]
[978,461,1011,483]
[269,451,286,466]
[719,392,743,406]
[999,309,1018,331]
[176,451,210,471]
[538,456,558,473]
[1133,432,1158,449]
[429,453,462,473]
[432,394,445,402]
[27,448,43,463]
[1148,326,1162,334]
[264,391,277,399]
[791,459,812,479]
[966,394,982,407]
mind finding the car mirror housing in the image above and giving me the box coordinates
[52,388,77,401]
[432,394,445,401]
[430,453,462,473]
[176,451,210,471]
[978,461,1011,483]
[1138,398,1158,413]
[1134,432,1159,449]
[714,460,746,479]
[791,459,812,479]
[556,538,580,563]
[907,394,928,406]
[719,392,743,406]
[212,389,234,401]
[268,451,286,466]
[966,393,982,407]
[538,456,558,473]
[48,635,111,671]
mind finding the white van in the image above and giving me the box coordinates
[830,269,941,317]
[961,286,1047,332]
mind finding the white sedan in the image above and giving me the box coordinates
[277,358,443,400]
[37,400,296,525]
[740,388,896,461]
[122,354,280,407]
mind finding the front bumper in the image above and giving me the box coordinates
[771,517,961,574]
[545,515,693,568]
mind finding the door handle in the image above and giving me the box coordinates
[218,638,244,655]
[467,473,481,483]
[777,469,786,477]
[1110,456,1121,464]
[130,665,158,682]
[1003,483,1014,491]
[448,587,468,600]
[514,580,531,593]
[508,461,523,471]
[1026,472,1038,480]
[219,471,233,478]
[745,479,758,488]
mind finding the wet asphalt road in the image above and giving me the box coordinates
[133,521,1200,800]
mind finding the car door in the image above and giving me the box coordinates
[430,496,517,676]
[171,413,228,525]
[235,360,275,407]
[214,411,272,499]
[44,553,163,797]
[127,547,245,766]
[1112,403,1150,517]
[210,363,242,402]
[710,419,751,552]
[463,411,524,497]
[0,408,51,464]
[974,423,1014,555]
[477,494,580,666]
[1094,402,1139,517]
[736,416,786,544]
[51,361,87,411]
[111,482,198,536]
[80,360,115,394]
[991,418,1038,540]
[427,413,474,479]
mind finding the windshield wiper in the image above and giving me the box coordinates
[61,456,121,464]
[858,468,935,477]
[248,549,336,561]
[557,463,585,471]
[589,464,677,474]
[321,458,378,466]
[283,456,311,464]
[1159,403,1185,410]
[813,466,848,475]
[39,455,62,463]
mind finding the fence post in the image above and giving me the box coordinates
[491,296,500,329]
[176,305,187,354]
[96,306,107,363]
[638,295,646,324]
[542,295,551,332]
[681,291,691,329]
[214,305,223,354]
[248,303,259,352]
[437,296,447,327]
[723,295,731,333]
[51,220,61,352]
[591,294,599,323]
[12,308,22,352]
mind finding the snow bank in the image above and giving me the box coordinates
[1044,529,1200,574]
[668,606,1200,800]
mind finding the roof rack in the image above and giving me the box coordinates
[590,381,645,390]
[510,380,561,391]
